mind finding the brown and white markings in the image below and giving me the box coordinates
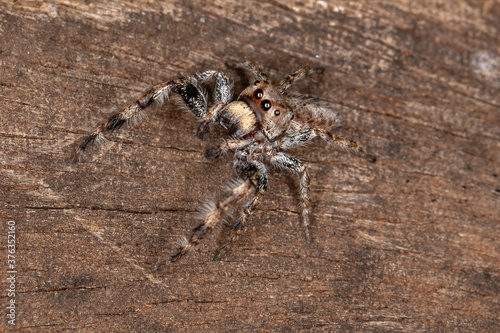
[70,61,375,262]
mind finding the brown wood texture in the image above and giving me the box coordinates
[1,0,499,331]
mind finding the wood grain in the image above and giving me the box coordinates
[1,0,499,331]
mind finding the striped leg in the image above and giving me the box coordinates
[299,167,312,243]
[238,60,270,81]
[279,66,323,91]
[170,179,255,262]
[269,152,313,243]
[196,71,233,139]
[212,158,269,260]
[69,70,228,164]
[317,130,376,163]
[214,189,265,260]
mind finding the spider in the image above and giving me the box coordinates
[70,61,375,262]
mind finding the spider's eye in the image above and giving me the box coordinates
[254,80,260,86]
[274,110,280,116]
[254,89,264,100]
[290,114,294,120]
[261,100,271,111]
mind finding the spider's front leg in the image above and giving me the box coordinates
[196,71,233,139]
[69,70,228,163]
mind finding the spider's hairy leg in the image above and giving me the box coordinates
[238,60,270,81]
[279,66,323,91]
[69,76,209,164]
[214,190,264,260]
[197,72,233,139]
[269,151,312,243]
[215,160,268,260]
[170,179,255,262]
[318,129,376,163]
[299,168,312,243]
[205,139,253,160]
[276,124,318,150]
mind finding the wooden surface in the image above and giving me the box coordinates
[1,0,499,331]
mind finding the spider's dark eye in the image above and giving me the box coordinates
[254,80,260,86]
[274,110,280,116]
[261,100,271,111]
[254,89,264,100]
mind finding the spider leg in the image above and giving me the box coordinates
[299,167,312,243]
[69,81,172,163]
[215,159,268,260]
[269,151,312,243]
[317,129,376,162]
[170,179,255,262]
[69,69,234,163]
[276,124,318,150]
[214,190,264,260]
[279,66,323,91]
[238,60,270,81]
[197,72,233,139]
[205,139,253,160]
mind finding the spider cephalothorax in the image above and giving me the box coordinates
[237,79,294,140]
[70,61,375,262]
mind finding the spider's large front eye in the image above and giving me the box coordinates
[261,100,271,111]
[254,89,263,100]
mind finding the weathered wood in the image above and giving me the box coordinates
[1,0,499,331]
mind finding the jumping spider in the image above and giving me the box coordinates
[70,61,375,262]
